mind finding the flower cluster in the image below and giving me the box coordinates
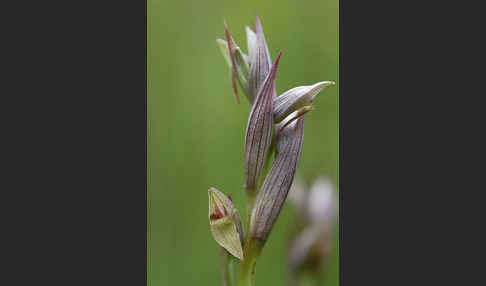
[209,14,335,264]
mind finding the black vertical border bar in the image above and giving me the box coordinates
[4,0,147,284]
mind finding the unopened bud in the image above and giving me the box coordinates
[250,116,305,241]
[244,51,282,191]
[224,23,250,103]
[247,14,273,103]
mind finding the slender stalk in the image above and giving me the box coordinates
[222,248,230,286]
[237,238,264,286]
[245,190,256,230]
[222,247,239,286]
[238,188,264,286]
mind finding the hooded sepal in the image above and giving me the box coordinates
[208,188,245,260]
[244,51,282,191]
[250,116,306,241]
[247,14,273,104]
[274,81,335,123]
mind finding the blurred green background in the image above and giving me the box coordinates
[148,0,338,285]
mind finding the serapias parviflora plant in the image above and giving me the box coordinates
[208,14,335,286]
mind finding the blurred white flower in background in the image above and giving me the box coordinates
[287,177,338,282]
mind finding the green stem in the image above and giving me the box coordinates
[237,238,264,286]
[238,189,264,286]
[245,190,256,231]
[222,248,229,286]
[222,248,239,286]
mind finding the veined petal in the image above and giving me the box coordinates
[208,188,244,260]
[250,116,305,241]
[247,14,272,104]
[274,81,335,123]
[244,51,282,191]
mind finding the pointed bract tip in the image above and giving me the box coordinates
[318,81,336,87]
[254,12,263,33]
[224,23,234,49]
[268,51,283,81]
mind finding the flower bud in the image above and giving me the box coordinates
[244,51,282,191]
[250,116,305,241]
[247,14,272,103]
[208,187,244,260]
[274,81,335,123]
[224,23,250,104]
